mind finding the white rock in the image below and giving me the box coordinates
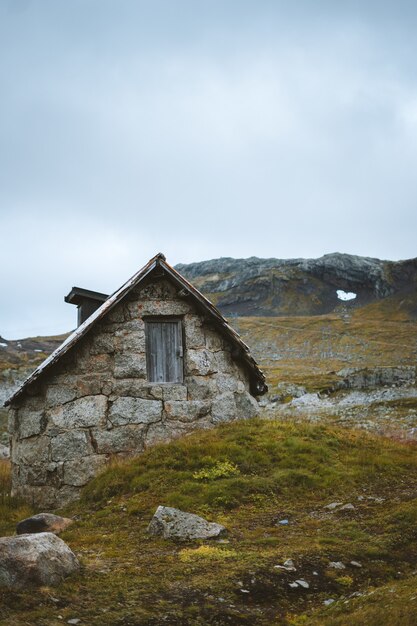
[329,561,346,569]
[339,503,355,511]
[295,579,309,588]
[324,502,343,510]
[350,561,362,568]
[148,506,227,541]
[324,599,335,606]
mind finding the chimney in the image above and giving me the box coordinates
[65,287,109,326]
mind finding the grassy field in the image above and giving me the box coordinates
[1,418,417,625]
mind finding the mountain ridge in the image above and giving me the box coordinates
[176,252,417,317]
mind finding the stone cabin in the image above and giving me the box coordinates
[5,253,267,508]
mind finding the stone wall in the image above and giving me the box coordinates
[9,278,259,508]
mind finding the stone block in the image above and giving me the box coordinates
[234,391,259,420]
[115,330,146,352]
[49,395,107,429]
[45,386,78,408]
[109,397,162,426]
[186,349,217,376]
[107,306,125,323]
[50,430,93,462]
[19,411,41,441]
[205,329,224,351]
[144,421,188,447]
[111,381,163,400]
[139,301,190,316]
[214,350,235,373]
[89,333,115,355]
[185,376,216,400]
[13,437,50,465]
[114,353,146,379]
[162,385,188,401]
[215,374,238,393]
[7,409,18,435]
[63,455,107,487]
[184,318,205,349]
[92,426,145,454]
[211,392,237,423]
[164,400,211,422]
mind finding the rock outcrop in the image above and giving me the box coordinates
[0,532,79,589]
[176,253,417,316]
[148,506,227,540]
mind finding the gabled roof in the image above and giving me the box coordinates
[5,253,267,406]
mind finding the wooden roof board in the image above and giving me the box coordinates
[5,253,267,406]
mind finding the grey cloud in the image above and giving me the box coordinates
[1,1,416,337]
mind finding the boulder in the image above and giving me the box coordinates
[16,513,74,536]
[0,532,79,588]
[148,506,227,540]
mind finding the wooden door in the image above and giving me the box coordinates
[145,319,184,383]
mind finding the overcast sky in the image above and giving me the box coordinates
[1,1,417,338]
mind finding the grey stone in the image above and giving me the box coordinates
[114,353,146,379]
[148,506,227,540]
[109,397,162,426]
[234,391,259,420]
[49,395,107,428]
[186,349,217,375]
[164,400,211,422]
[323,502,343,510]
[50,430,93,462]
[328,561,346,569]
[45,385,78,407]
[215,374,238,393]
[16,513,73,535]
[18,408,44,439]
[184,319,205,349]
[339,503,355,511]
[205,329,223,351]
[92,426,145,454]
[0,444,10,459]
[63,455,107,486]
[162,385,188,401]
[13,436,50,465]
[211,392,237,423]
[0,532,79,589]
[186,377,216,400]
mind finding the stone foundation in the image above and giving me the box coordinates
[9,278,259,508]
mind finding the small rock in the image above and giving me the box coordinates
[350,561,362,568]
[339,503,355,511]
[323,502,343,510]
[16,513,74,536]
[67,620,81,625]
[277,519,289,525]
[329,561,346,570]
[0,532,79,589]
[289,582,299,588]
[324,598,335,606]
[240,589,250,593]
[274,558,296,572]
[313,571,318,576]
[295,579,309,588]
[148,506,227,541]
[0,444,10,459]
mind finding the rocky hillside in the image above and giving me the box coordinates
[176,253,417,317]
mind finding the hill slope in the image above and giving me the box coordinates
[1,418,417,625]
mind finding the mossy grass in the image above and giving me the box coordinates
[1,418,417,624]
